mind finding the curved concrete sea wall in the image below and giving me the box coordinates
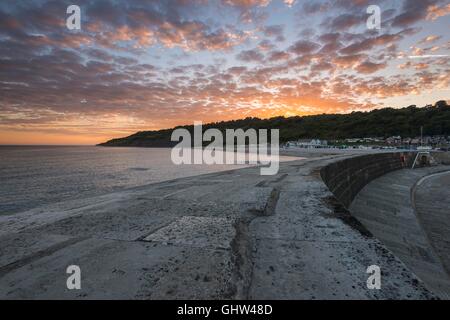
[320,152,416,209]
[433,151,450,165]
[320,152,450,299]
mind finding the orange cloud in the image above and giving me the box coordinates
[426,4,450,20]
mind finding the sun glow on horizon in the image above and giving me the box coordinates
[0,0,449,144]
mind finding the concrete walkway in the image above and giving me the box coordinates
[350,167,450,299]
[414,171,450,289]
[0,155,435,299]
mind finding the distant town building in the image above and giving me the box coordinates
[286,139,328,148]
[345,138,361,143]
[386,136,401,145]
[284,134,450,151]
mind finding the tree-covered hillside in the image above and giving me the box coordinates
[99,101,450,147]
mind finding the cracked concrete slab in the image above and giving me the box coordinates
[0,238,235,300]
[250,238,433,300]
[142,216,235,249]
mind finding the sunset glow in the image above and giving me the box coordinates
[0,0,449,145]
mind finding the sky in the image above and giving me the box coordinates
[0,0,449,145]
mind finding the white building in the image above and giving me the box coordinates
[286,139,328,148]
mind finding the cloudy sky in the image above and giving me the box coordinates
[0,0,449,144]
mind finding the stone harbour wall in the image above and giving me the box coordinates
[320,152,417,208]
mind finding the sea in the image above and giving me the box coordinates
[0,146,297,215]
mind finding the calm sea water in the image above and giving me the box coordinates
[0,146,296,215]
